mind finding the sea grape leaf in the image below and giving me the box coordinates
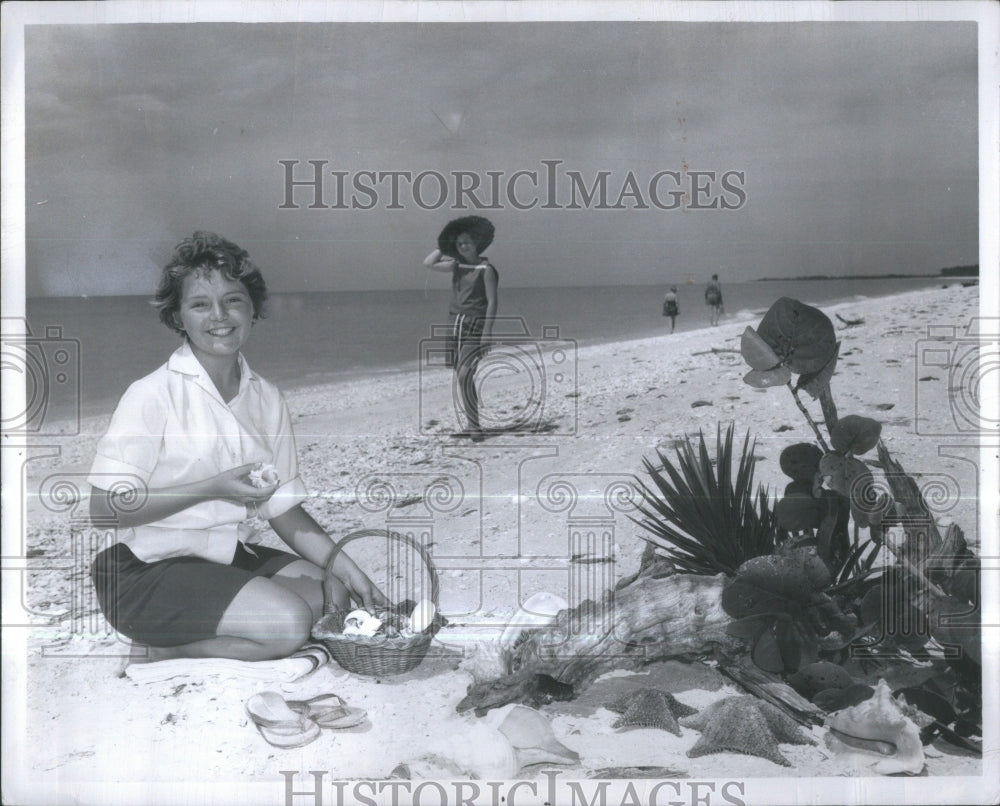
[725,615,770,641]
[814,684,875,711]
[780,533,818,552]
[756,297,838,375]
[792,621,821,667]
[831,414,882,455]
[751,625,786,673]
[819,453,871,499]
[775,620,804,671]
[723,550,832,620]
[788,661,854,697]
[743,366,792,388]
[775,493,824,531]
[819,453,880,526]
[796,342,841,399]
[722,577,794,619]
[785,479,814,496]
[800,548,834,590]
[815,509,840,565]
[779,443,824,482]
[740,326,782,371]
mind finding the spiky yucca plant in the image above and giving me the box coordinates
[631,424,779,576]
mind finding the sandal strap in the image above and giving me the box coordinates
[287,700,349,722]
[286,694,368,728]
[246,692,311,729]
[288,693,346,709]
[255,720,322,749]
[251,715,309,729]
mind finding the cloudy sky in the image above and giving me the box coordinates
[23,17,979,296]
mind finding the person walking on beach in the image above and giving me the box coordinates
[662,285,680,333]
[705,273,724,326]
[88,231,386,664]
[423,215,498,442]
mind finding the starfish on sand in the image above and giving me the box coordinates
[607,688,699,737]
[679,695,813,767]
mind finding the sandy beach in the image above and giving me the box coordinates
[7,283,992,805]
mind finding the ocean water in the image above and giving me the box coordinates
[25,277,953,423]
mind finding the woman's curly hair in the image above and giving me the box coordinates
[153,231,269,334]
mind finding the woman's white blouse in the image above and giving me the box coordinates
[88,341,308,564]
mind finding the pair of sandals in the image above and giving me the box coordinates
[245,691,367,748]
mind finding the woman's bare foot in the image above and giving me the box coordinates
[116,641,152,678]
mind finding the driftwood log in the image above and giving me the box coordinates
[835,313,865,327]
[458,571,741,715]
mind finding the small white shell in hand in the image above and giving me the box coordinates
[248,463,280,489]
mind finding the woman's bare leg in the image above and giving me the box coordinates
[271,559,325,620]
[457,362,480,432]
[271,557,351,617]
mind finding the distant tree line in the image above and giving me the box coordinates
[940,264,979,277]
[759,264,979,281]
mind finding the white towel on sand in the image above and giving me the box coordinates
[123,644,330,684]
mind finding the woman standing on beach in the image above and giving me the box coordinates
[705,273,724,326]
[662,285,680,333]
[88,231,385,663]
[423,216,498,442]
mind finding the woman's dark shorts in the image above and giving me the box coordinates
[91,541,299,647]
[445,313,486,370]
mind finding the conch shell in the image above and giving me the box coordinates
[499,592,568,653]
[431,721,519,779]
[823,678,925,775]
[399,708,579,780]
[485,704,580,770]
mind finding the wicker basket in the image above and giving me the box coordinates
[315,529,440,677]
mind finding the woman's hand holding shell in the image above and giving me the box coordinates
[209,463,279,506]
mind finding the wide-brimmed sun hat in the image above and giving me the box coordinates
[437,216,495,259]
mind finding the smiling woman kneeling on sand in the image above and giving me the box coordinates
[87,231,386,664]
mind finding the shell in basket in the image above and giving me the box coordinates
[342,609,383,637]
[312,528,443,676]
[409,600,437,634]
[312,601,441,642]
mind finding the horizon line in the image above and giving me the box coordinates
[24,272,968,301]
